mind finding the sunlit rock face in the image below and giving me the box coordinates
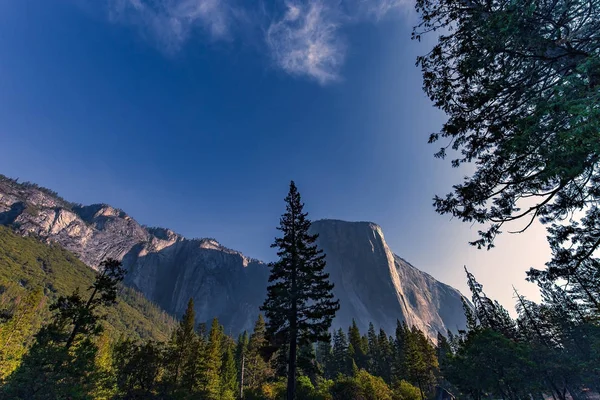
[0,176,269,334]
[0,175,467,338]
[310,219,467,339]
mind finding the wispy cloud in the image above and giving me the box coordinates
[266,1,344,84]
[355,0,413,21]
[108,0,234,52]
[102,0,413,83]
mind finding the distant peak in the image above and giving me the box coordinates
[73,203,127,221]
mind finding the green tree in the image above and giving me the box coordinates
[377,329,393,383]
[414,0,600,316]
[2,258,126,399]
[403,327,438,400]
[236,330,249,376]
[113,339,164,399]
[221,340,238,399]
[297,341,320,384]
[315,340,333,379]
[331,369,393,400]
[261,181,340,400]
[0,287,45,381]
[444,329,539,400]
[347,320,367,370]
[201,318,223,400]
[366,323,379,375]
[331,328,350,377]
[245,314,272,390]
[166,298,197,392]
[181,323,207,396]
[392,320,408,382]
[392,380,422,400]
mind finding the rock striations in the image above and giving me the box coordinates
[0,175,467,339]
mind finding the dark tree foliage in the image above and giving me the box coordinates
[332,328,350,377]
[113,339,164,399]
[414,0,600,305]
[315,340,334,379]
[166,298,196,392]
[244,314,272,391]
[348,319,368,370]
[376,328,393,383]
[464,267,517,338]
[261,181,340,400]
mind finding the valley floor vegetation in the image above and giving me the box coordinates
[1,253,599,400]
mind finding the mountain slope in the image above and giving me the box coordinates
[0,175,270,334]
[0,225,176,341]
[0,174,467,338]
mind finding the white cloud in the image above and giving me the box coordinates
[359,0,413,21]
[102,0,413,83]
[108,0,233,52]
[266,1,345,84]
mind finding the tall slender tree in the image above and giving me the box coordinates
[348,320,367,370]
[261,181,340,400]
[202,318,223,400]
[332,328,350,377]
[245,314,271,390]
[167,298,196,391]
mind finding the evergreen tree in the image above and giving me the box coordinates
[201,318,223,400]
[235,330,248,371]
[403,327,438,400]
[377,329,392,383]
[331,328,350,377]
[465,267,517,338]
[166,298,197,391]
[392,320,408,382]
[113,339,164,399]
[1,258,126,399]
[0,288,45,380]
[366,322,379,375]
[273,342,289,379]
[316,340,334,379]
[414,0,600,323]
[347,320,368,370]
[245,314,272,390]
[181,326,206,396]
[261,181,340,400]
[235,330,249,396]
[221,341,238,399]
[297,341,320,384]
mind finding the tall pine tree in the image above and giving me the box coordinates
[244,314,272,391]
[202,318,223,400]
[261,181,340,400]
[167,298,197,392]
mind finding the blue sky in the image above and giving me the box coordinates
[0,0,547,311]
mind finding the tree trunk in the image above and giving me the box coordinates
[287,193,298,400]
[418,379,425,400]
[287,329,297,400]
[287,266,297,400]
[240,354,245,399]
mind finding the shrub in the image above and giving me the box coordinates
[393,380,422,400]
[331,370,393,400]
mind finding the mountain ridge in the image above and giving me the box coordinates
[0,174,467,338]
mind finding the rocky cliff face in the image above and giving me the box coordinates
[0,176,269,334]
[311,220,467,338]
[0,174,467,338]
